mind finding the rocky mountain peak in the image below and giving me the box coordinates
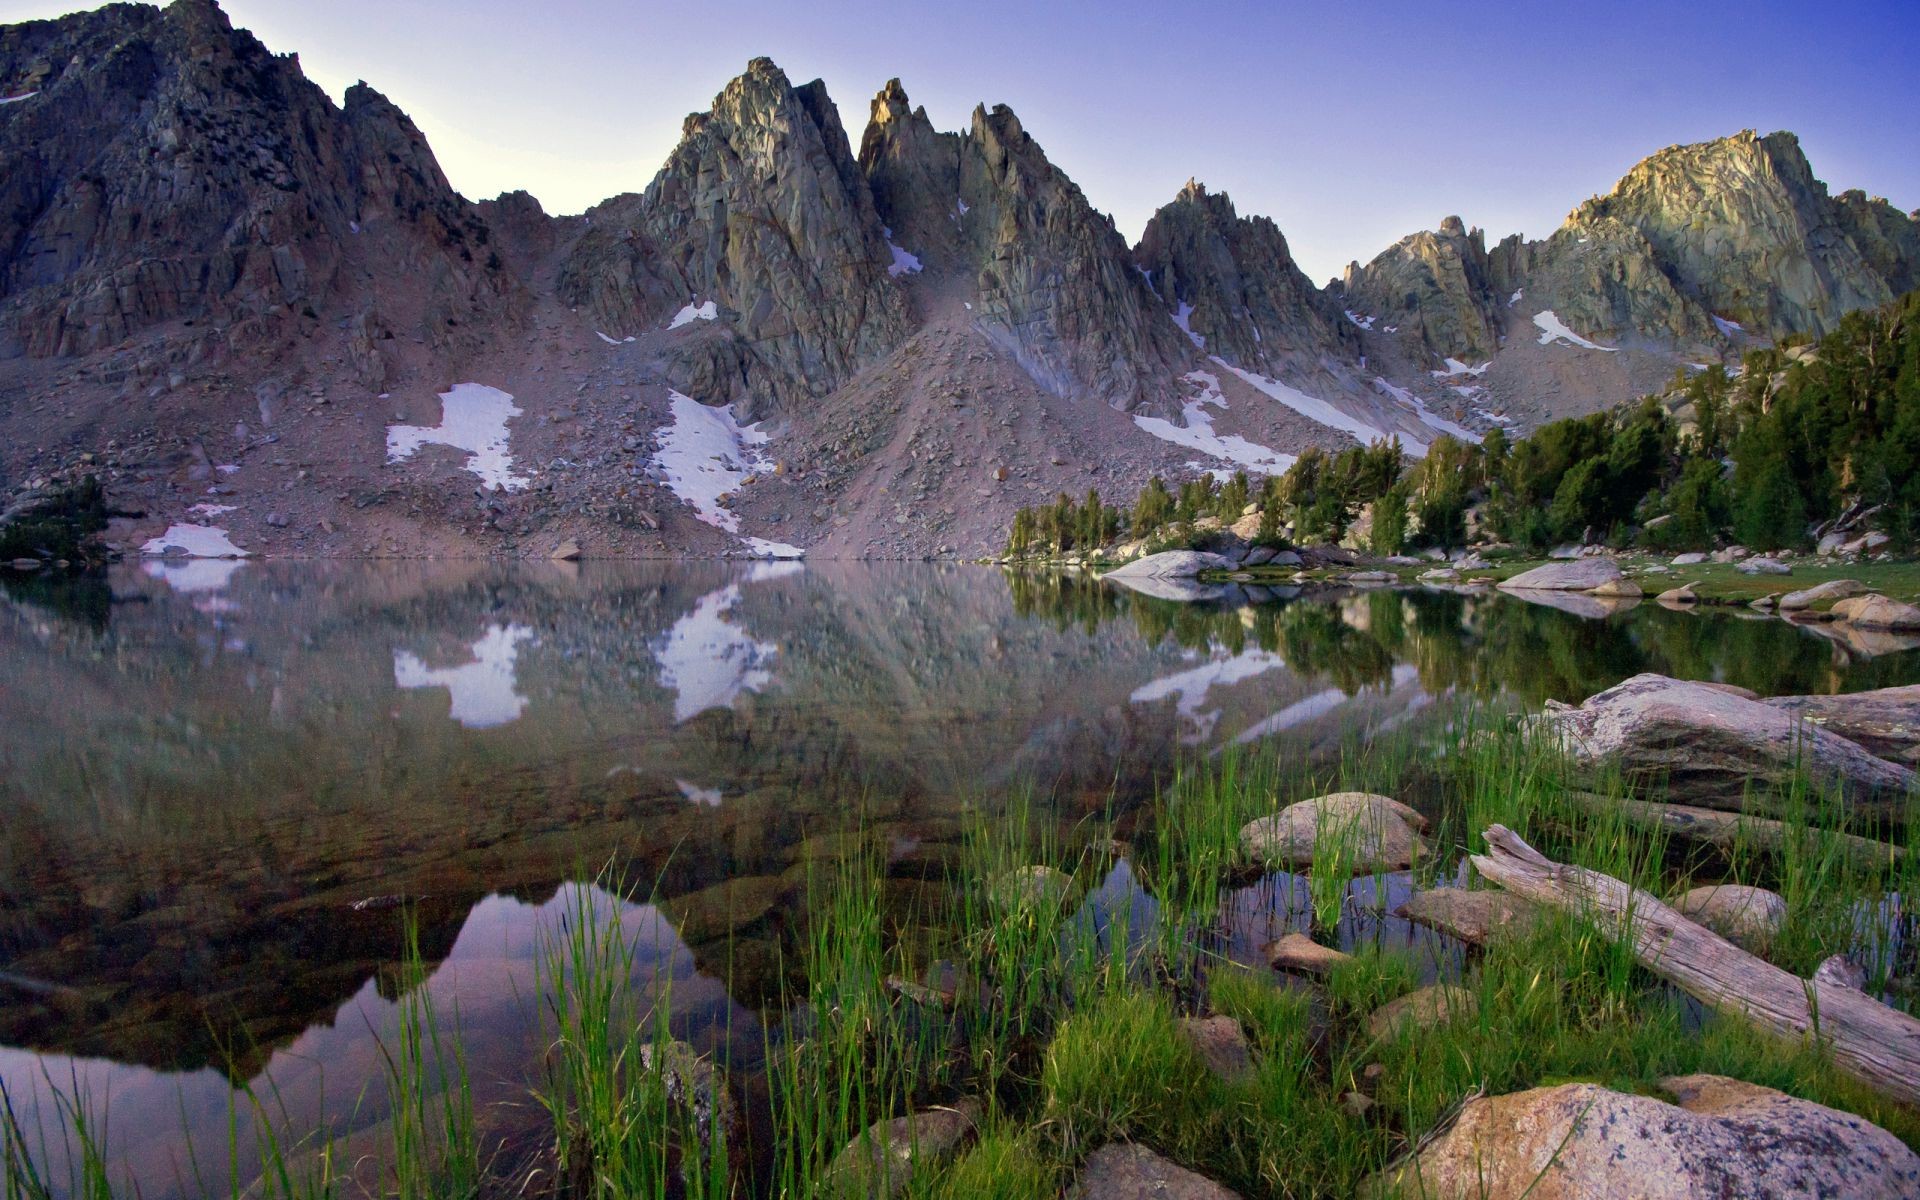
[1133,179,1353,376]
[1340,217,1502,361]
[557,58,911,417]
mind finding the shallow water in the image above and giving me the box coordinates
[3,562,1917,1193]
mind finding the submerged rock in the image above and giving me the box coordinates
[1778,578,1864,610]
[1397,888,1544,948]
[1239,792,1428,872]
[1496,556,1624,592]
[1364,1074,1920,1199]
[1266,932,1353,975]
[1366,984,1477,1039]
[1070,1143,1243,1200]
[824,1097,981,1198]
[1531,673,1915,814]
[1670,884,1786,952]
[989,865,1071,912]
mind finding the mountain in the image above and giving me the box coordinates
[0,1,1912,563]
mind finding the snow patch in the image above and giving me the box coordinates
[1131,649,1287,745]
[742,537,806,559]
[882,229,923,277]
[1344,310,1378,331]
[187,503,236,517]
[1133,371,1294,475]
[141,524,248,558]
[1712,314,1745,338]
[668,300,718,330]
[1219,359,1405,451]
[386,383,529,491]
[1508,289,1523,308]
[675,780,724,807]
[652,583,779,724]
[649,390,774,534]
[1533,310,1616,352]
[1430,358,1489,378]
[394,624,534,729]
[1373,377,1478,445]
[1171,302,1205,348]
[595,331,635,345]
[956,197,970,216]
[0,92,37,105]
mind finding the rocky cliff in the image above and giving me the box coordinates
[557,59,912,418]
[1133,179,1356,375]
[1340,216,1505,363]
[860,80,1192,412]
[0,0,512,373]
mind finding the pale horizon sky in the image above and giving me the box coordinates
[3,0,1916,283]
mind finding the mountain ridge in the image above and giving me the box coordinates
[0,0,1913,564]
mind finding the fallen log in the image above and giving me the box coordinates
[1471,824,1920,1108]
[1557,790,1906,872]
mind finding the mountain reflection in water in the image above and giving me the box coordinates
[3,561,1918,1195]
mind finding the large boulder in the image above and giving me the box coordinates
[1766,685,1920,765]
[1497,557,1624,592]
[1670,884,1786,952]
[1833,594,1920,630]
[1778,578,1865,610]
[1070,1143,1242,1200]
[1365,1075,1920,1199]
[1104,550,1239,581]
[1366,984,1478,1039]
[1239,793,1428,872]
[1532,674,1915,815]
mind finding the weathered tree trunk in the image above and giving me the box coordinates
[1471,824,1920,1108]
[1558,790,1906,871]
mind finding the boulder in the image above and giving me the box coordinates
[1347,570,1395,583]
[1069,1143,1242,1200]
[1671,551,1708,565]
[1266,549,1303,568]
[1670,884,1786,952]
[989,865,1071,912]
[1531,673,1916,815]
[1364,1075,1920,1200]
[550,538,583,561]
[1737,556,1792,575]
[1588,576,1643,598]
[1497,557,1623,592]
[1176,1015,1253,1082]
[1655,583,1699,606]
[824,1098,981,1198]
[1765,685,1920,765]
[1366,984,1478,1039]
[1266,932,1354,975]
[1397,888,1544,948]
[1243,546,1276,567]
[638,1040,737,1156]
[1103,550,1239,581]
[1778,578,1864,610]
[1833,594,1920,630]
[1239,793,1428,872]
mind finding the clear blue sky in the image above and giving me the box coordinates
[4,0,1916,282]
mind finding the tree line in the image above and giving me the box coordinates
[1004,289,1920,557]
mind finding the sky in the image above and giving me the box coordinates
[4,0,1917,283]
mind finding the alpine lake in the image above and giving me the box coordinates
[3,559,1918,1198]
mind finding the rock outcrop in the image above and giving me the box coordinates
[0,0,513,360]
[1341,216,1503,362]
[859,80,1190,411]
[1532,673,1917,814]
[1133,179,1354,374]
[558,59,912,417]
[1497,557,1624,592]
[1366,1074,1920,1199]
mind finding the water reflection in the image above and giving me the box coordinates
[4,561,1920,1192]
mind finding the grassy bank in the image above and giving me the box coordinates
[6,712,1918,1198]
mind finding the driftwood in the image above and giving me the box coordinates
[1559,790,1906,872]
[1471,824,1920,1108]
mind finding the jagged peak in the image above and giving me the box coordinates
[163,0,234,34]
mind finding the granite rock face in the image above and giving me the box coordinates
[859,80,1191,412]
[1133,179,1355,374]
[558,59,912,418]
[0,0,512,361]
[1341,216,1504,362]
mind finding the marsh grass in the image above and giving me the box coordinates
[10,706,1920,1199]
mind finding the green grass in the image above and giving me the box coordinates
[10,709,1920,1199]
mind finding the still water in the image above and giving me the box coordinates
[2,561,1917,1193]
